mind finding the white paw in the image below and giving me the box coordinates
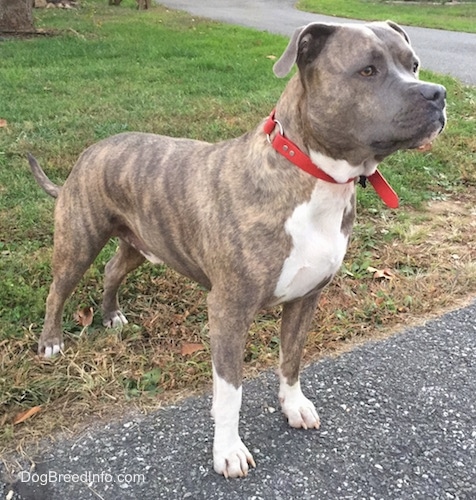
[279,382,320,430]
[103,311,128,328]
[41,342,64,358]
[213,439,256,478]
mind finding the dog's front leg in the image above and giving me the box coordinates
[279,293,321,429]
[208,291,256,478]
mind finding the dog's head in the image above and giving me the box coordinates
[274,21,446,165]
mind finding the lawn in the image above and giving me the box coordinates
[298,0,476,33]
[0,1,475,456]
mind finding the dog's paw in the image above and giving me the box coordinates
[213,440,256,478]
[279,384,320,430]
[38,338,64,358]
[103,310,128,328]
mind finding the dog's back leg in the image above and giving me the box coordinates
[278,293,322,429]
[102,239,145,328]
[39,220,110,357]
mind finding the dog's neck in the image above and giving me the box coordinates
[270,78,399,208]
[273,77,308,153]
[274,76,378,170]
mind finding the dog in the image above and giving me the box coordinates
[29,21,446,478]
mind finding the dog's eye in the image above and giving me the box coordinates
[359,65,377,77]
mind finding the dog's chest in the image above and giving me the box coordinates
[274,182,354,303]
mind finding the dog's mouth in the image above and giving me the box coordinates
[409,118,446,152]
[371,115,446,156]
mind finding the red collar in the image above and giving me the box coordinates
[264,110,399,209]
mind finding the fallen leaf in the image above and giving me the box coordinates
[266,55,277,60]
[74,306,94,327]
[367,266,395,280]
[0,119,7,128]
[13,406,42,425]
[375,296,385,306]
[181,342,205,356]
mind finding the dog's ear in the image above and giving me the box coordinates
[273,23,336,78]
[386,20,411,45]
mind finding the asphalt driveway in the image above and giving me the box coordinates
[158,0,476,85]
[3,303,476,499]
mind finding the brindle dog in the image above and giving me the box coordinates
[29,21,446,477]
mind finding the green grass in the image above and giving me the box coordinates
[298,0,476,33]
[0,1,475,454]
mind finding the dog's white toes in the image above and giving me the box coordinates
[103,311,128,328]
[42,342,64,358]
[285,402,321,429]
[214,441,256,478]
[280,386,320,430]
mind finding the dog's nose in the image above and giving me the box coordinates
[420,83,446,103]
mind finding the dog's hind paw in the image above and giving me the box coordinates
[39,340,64,358]
[103,311,128,328]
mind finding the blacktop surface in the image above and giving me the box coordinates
[2,1,476,499]
[2,304,476,499]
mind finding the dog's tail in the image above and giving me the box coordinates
[27,153,61,199]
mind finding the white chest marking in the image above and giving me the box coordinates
[274,180,354,304]
[310,150,378,182]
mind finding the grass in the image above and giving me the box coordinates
[298,0,476,33]
[1,0,476,459]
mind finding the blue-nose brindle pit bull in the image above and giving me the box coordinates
[29,21,446,478]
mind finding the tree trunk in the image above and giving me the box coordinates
[0,0,34,32]
[137,0,151,9]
